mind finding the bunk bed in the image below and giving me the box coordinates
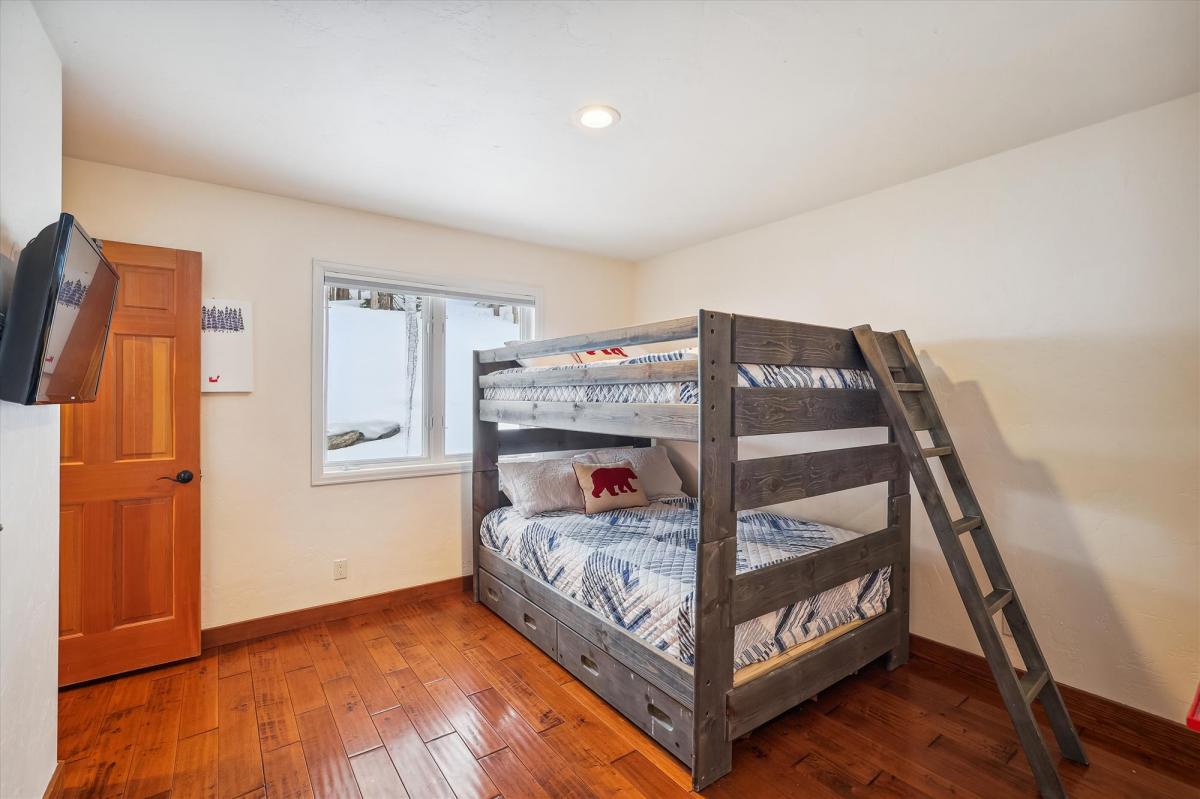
[470,311,919,790]
[472,309,1091,798]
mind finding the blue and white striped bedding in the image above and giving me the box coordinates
[481,347,874,404]
[480,497,890,670]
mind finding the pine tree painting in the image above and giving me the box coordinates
[201,304,247,332]
[201,299,253,391]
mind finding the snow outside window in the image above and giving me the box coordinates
[313,263,537,484]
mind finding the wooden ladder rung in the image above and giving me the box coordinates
[952,516,982,535]
[921,446,953,458]
[1019,670,1050,705]
[984,588,1013,616]
[895,382,925,392]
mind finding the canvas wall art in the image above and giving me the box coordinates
[201,299,253,392]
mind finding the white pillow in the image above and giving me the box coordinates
[497,458,584,517]
[573,446,687,500]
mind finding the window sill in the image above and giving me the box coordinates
[312,459,471,486]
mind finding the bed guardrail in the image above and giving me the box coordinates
[476,312,904,371]
[478,359,697,388]
[732,442,905,510]
[730,511,907,625]
[494,427,650,457]
[478,391,927,440]
[479,399,700,441]
[732,314,905,370]
[477,316,699,363]
[734,386,930,434]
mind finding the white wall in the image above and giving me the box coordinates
[0,2,62,796]
[62,158,635,629]
[634,96,1200,722]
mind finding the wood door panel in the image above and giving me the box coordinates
[59,242,201,686]
[59,504,85,638]
[60,403,86,464]
[113,334,175,461]
[118,264,175,314]
[113,497,175,626]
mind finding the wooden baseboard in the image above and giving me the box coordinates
[910,634,1198,776]
[43,760,65,799]
[200,575,472,649]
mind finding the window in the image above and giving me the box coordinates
[312,261,537,484]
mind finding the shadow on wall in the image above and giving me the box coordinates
[914,338,1195,718]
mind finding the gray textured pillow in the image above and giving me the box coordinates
[498,458,585,517]
[574,446,686,500]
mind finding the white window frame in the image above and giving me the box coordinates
[311,259,541,485]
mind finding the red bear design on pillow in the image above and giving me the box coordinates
[588,466,639,497]
[572,346,630,364]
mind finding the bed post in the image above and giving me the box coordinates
[692,309,737,790]
[472,350,501,603]
[887,424,912,669]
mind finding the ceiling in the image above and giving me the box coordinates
[35,1,1199,260]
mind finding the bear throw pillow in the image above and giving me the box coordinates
[571,460,649,515]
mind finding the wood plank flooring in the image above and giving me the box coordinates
[56,591,1199,799]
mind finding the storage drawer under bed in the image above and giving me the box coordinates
[555,621,694,763]
[478,568,558,658]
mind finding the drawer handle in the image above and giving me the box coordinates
[522,613,537,631]
[486,587,500,602]
[647,702,674,732]
[579,654,600,676]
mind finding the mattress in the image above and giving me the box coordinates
[481,348,874,403]
[479,497,891,671]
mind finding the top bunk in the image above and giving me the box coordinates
[474,312,929,441]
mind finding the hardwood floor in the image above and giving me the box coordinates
[56,591,1199,799]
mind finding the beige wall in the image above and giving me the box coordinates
[63,158,635,629]
[633,96,1200,721]
[0,2,62,796]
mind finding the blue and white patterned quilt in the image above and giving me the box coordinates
[480,497,890,670]
[482,348,874,404]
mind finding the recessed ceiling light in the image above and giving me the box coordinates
[576,105,620,129]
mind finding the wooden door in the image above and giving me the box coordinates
[59,241,202,686]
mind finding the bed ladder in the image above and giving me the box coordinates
[852,326,1088,799]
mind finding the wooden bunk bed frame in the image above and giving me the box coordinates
[470,310,1086,796]
[471,310,912,790]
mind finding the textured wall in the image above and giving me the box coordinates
[0,2,62,796]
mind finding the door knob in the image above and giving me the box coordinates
[158,470,194,484]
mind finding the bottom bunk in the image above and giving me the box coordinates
[479,497,891,675]
[474,499,906,774]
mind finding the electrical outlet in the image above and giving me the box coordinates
[333,558,348,580]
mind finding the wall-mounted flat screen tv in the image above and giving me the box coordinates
[0,213,120,405]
